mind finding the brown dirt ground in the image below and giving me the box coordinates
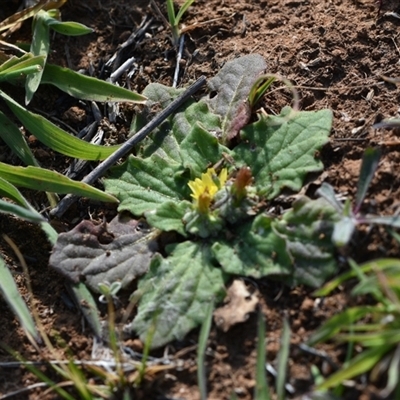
[2,0,400,398]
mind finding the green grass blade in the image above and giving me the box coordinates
[255,310,271,400]
[0,110,38,165]
[0,162,118,203]
[317,345,392,391]
[69,283,102,338]
[0,89,120,160]
[197,300,213,400]
[0,256,39,341]
[0,177,58,243]
[314,258,400,296]
[42,63,147,103]
[276,318,290,400]
[0,199,45,222]
[26,11,50,104]
[0,54,45,82]
[307,306,376,346]
[47,20,93,36]
[354,147,381,214]
[0,176,34,207]
[175,0,197,24]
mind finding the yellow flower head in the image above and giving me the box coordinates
[188,168,228,213]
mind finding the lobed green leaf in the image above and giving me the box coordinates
[212,214,292,278]
[233,107,332,199]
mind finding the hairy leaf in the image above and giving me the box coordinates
[145,200,190,236]
[132,241,226,348]
[207,54,267,142]
[212,214,292,278]
[233,107,332,199]
[49,215,159,292]
[273,197,339,287]
[104,126,229,215]
[104,155,188,215]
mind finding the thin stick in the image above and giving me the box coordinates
[173,34,185,88]
[50,75,207,218]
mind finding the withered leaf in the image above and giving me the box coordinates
[213,280,259,332]
[49,214,159,292]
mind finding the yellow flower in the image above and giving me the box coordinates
[188,168,228,213]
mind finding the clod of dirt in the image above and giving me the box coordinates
[49,214,159,292]
[213,280,259,332]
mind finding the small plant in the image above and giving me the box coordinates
[165,0,196,45]
[48,54,335,348]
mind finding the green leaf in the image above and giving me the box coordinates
[179,123,231,176]
[273,197,339,287]
[134,83,220,161]
[145,200,190,236]
[207,54,267,143]
[0,162,118,203]
[0,111,38,166]
[233,107,332,199]
[212,214,292,278]
[0,256,39,341]
[132,241,226,348]
[104,155,188,215]
[0,89,120,160]
[42,64,147,103]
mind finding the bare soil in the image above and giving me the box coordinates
[1,0,400,398]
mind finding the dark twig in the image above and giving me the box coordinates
[50,75,207,218]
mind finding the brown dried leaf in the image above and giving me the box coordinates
[213,280,259,332]
[49,214,158,292]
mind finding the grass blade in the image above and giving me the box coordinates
[0,255,39,341]
[354,147,381,214]
[197,300,213,400]
[0,162,118,203]
[68,283,102,339]
[42,63,147,103]
[317,345,392,391]
[276,318,290,400]
[1,89,120,160]
[25,10,50,104]
[255,310,271,400]
[0,199,45,223]
[0,110,38,166]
